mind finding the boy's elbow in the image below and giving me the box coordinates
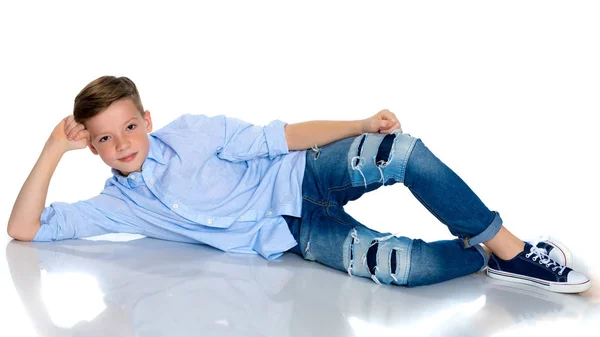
[7,221,39,241]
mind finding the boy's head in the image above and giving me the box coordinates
[74,76,152,176]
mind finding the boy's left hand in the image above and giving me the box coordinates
[361,109,402,134]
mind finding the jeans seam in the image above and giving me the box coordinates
[325,183,353,207]
[324,205,355,226]
[302,195,328,207]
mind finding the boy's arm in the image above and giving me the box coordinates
[7,116,90,241]
[284,120,364,151]
[7,140,62,240]
[213,116,363,161]
[284,110,402,151]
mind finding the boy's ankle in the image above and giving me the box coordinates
[492,241,526,261]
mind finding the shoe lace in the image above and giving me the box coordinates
[525,245,567,275]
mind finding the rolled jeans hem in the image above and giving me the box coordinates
[462,211,503,248]
[473,244,489,272]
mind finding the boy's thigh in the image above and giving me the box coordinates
[303,131,419,207]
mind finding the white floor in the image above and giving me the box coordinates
[1,231,598,337]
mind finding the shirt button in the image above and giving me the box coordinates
[150,178,155,184]
[267,211,272,215]
[239,216,244,220]
[207,218,213,224]
[130,174,136,179]
[173,204,179,209]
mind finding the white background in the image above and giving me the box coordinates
[1,1,598,259]
[1,1,599,335]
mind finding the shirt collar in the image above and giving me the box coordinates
[147,134,167,165]
[110,134,166,179]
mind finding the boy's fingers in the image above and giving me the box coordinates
[68,124,85,139]
[65,117,83,136]
[75,129,91,142]
[65,122,77,136]
[66,125,77,138]
[64,116,76,131]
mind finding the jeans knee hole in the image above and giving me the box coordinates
[357,134,367,157]
[391,249,397,274]
[367,241,378,275]
[375,134,396,164]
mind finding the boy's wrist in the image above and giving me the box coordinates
[44,137,68,155]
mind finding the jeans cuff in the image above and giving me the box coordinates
[473,244,489,272]
[462,211,503,248]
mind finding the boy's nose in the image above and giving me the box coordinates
[116,138,131,151]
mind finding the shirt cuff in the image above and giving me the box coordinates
[33,206,59,241]
[264,119,290,160]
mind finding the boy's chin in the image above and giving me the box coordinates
[111,163,143,176]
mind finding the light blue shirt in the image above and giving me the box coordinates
[33,114,307,260]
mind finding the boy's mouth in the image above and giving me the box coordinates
[119,152,138,162]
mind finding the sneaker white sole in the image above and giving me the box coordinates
[484,277,591,316]
[487,267,591,294]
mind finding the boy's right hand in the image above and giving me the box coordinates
[48,115,91,152]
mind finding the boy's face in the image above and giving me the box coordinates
[84,98,153,176]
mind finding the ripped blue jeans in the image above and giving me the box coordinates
[282,130,503,287]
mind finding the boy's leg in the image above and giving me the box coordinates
[296,132,589,291]
[402,138,590,292]
[483,226,524,260]
[294,132,489,286]
[402,138,504,251]
[316,132,560,261]
[323,132,503,252]
[283,202,487,287]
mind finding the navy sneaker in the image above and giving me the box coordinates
[487,242,591,293]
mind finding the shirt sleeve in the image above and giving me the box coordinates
[215,115,290,162]
[33,193,141,242]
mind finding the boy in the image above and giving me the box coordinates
[7,76,591,293]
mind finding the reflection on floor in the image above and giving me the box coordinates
[2,235,598,337]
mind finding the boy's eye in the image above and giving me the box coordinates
[97,124,135,143]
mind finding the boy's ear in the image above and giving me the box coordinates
[88,142,99,155]
[144,110,153,133]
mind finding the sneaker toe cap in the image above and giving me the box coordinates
[567,270,589,284]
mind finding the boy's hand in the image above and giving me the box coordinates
[48,115,91,152]
[361,109,402,134]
